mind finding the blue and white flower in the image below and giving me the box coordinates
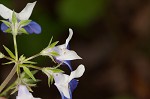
[41,28,82,70]
[16,85,41,99]
[53,64,85,99]
[0,1,41,34]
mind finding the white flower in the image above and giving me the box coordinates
[16,85,41,99]
[53,64,85,98]
[53,28,82,61]
[0,1,36,21]
[41,28,82,61]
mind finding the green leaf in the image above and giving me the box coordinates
[52,68,64,73]
[48,76,51,87]
[12,11,17,24]
[0,52,5,59]
[48,75,54,87]
[19,28,28,34]
[50,76,54,84]
[50,51,59,56]
[49,41,59,48]
[2,61,14,65]
[11,88,17,95]
[21,70,38,79]
[23,66,36,81]
[48,36,53,46]
[49,55,56,63]
[0,20,11,27]
[5,28,12,33]
[19,20,31,27]
[3,45,15,59]
[23,61,37,64]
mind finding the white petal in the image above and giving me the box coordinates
[54,73,70,98]
[0,4,12,19]
[53,73,69,84]
[18,1,36,20]
[55,83,70,98]
[16,85,41,99]
[69,64,85,82]
[56,49,82,61]
[17,85,31,96]
[65,28,73,47]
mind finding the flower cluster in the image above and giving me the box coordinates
[0,1,85,99]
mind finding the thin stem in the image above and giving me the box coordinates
[23,54,40,62]
[0,81,15,97]
[13,35,18,61]
[0,64,17,93]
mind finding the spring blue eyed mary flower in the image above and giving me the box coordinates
[53,64,85,99]
[41,28,82,70]
[16,85,41,99]
[0,1,41,34]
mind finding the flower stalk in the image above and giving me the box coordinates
[0,64,17,93]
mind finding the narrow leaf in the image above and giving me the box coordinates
[48,36,53,46]
[23,61,37,64]
[12,11,17,24]
[2,61,14,65]
[19,28,28,34]
[49,41,59,48]
[52,69,64,73]
[50,51,59,56]
[48,76,51,87]
[49,56,56,63]
[0,52,5,59]
[3,45,15,59]
[0,20,11,27]
[23,66,36,81]
[5,28,12,33]
[19,20,31,27]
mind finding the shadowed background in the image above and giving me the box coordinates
[1,0,150,99]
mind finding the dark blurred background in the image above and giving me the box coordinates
[1,0,150,99]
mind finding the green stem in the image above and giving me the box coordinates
[0,64,17,93]
[13,35,18,61]
[23,54,40,62]
[0,81,15,97]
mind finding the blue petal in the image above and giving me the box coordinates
[23,21,41,34]
[1,22,9,32]
[69,79,78,93]
[64,60,72,71]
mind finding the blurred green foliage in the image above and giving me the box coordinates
[57,0,107,27]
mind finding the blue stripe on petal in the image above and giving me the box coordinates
[60,92,68,99]
[64,60,72,71]
[23,21,41,34]
[69,79,78,93]
[1,22,9,32]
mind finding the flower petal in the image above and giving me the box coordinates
[1,22,9,32]
[65,28,73,48]
[69,64,85,82]
[17,85,31,96]
[59,90,68,99]
[54,73,70,98]
[56,49,82,61]
[55,83,70,99]
[17,1,36,20]
[0,4,12,19]
[23,21,41,34]
[17,85,41,99]
[69,79,78,93]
